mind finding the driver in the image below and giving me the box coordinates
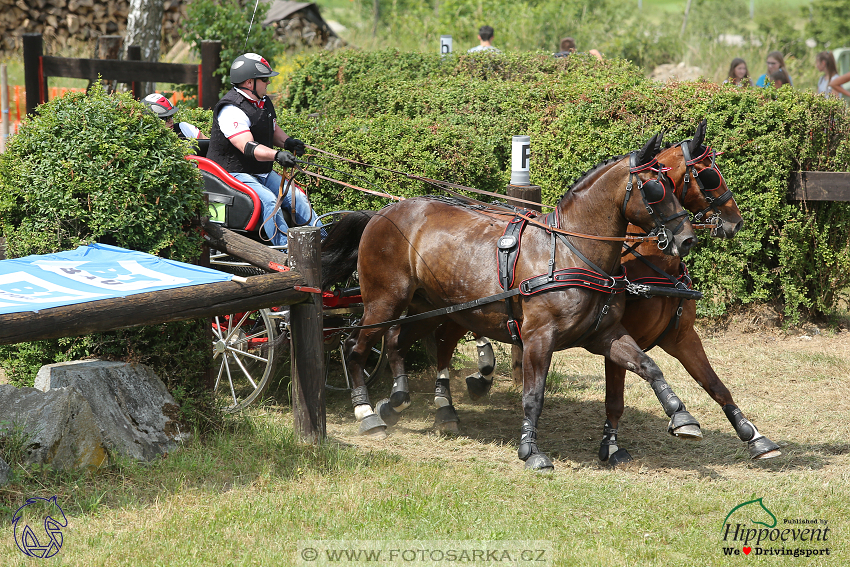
[206,53,320,249]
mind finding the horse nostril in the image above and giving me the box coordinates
[733,220,743,235]
[681,236,698,256]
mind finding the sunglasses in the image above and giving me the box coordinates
[256,77,271,83]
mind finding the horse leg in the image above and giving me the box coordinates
[465,334,496,400]
[345,327,391,438]
[517,335,556,473]
[660,327,781,459]
[599,359,634,466]
[430,321,470,433]
[602,329,703,440]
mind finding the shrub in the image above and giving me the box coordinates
[0,86,213,425]
[280,51,850,322]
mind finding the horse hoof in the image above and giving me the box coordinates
[608,448,633,467]
[434,404,460,433]
[376,399,402,427]
[749,436,782,460]
[358,413,387,439]
[668,410,702,439]
[672,424,703,439]
[465,372,493,401]
[524,453,554,473]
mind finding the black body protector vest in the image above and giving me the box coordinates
[206,88,277,175]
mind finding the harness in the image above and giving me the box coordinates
[680,142,735,223]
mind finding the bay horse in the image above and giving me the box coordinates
[321,133,698,472]
[598,122,781,465]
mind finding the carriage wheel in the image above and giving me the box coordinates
[212,308,281,412]
[324,330,388,392]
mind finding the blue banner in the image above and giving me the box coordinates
[0,243,232,315]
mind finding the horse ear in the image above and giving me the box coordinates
[638,132,661,164]
[689,119,707,155]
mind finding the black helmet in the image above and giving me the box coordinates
[142,93,178,118]
[230,53,279,85]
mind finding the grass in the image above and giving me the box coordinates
[2,322,849,566]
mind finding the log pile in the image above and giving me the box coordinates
[269,13,345,52]
[0,0,187,53]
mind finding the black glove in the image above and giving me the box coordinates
[275,150,297,168]
[283,137,305,156]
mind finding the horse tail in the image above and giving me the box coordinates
[321,210,378,290]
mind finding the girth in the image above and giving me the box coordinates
[495,212,627,348]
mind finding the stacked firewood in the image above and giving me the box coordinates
[269,13,345,52]
[0,0,187,53]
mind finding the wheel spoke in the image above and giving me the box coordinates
[224,311,252,342]
[212,316,225,340]
[223,352,238,407]
[229,350,259,389]
[214,357,225,391]
[226,347,269,364]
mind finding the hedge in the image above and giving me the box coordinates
[0,86,212,421]
[277,49,850,321]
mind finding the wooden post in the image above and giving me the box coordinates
[23,33,43,115]
[288,227,326,443]
[127,45,142,99]
[505,184,542,212]
[93,35,124,94]
[200,40,222,110]
[1,63,8,154]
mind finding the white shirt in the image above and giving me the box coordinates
[468,45,500,53]
[818,75,835,96]
[177,122,201,139]
[216,88,276,139]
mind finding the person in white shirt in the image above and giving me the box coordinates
[142,93,207,140]
[468,26,500,53]
[205,53,320,248]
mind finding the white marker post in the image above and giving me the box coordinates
[510,135,531,186]
[440,35,453,56]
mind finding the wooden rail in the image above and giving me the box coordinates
[23,33,222,113]
[789,171,850,201]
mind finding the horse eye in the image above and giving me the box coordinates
[642,179,666,204]
[698,168,721,190]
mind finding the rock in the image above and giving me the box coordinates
[35,360,190,462]
[0,455,10,486]
[0,384,108,470]
[650,63,704,83]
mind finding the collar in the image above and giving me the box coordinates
[234,87,266,109]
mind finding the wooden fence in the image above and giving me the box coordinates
[22,33,222,114]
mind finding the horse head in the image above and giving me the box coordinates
[623,132,698,257]
[659,119,743,239]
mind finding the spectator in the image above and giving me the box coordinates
[723,58,752,87]
[142,93,207,139]
[468,25,500,53]
[769,69,790,88]
[553,37,603,61]
[829,71,850,98]
[816,51,839,97]
[756,51,793,87]
[206,53,320,249]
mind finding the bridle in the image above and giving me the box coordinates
[679,142,735,224]
[624,152,690,252]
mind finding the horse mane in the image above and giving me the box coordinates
[557,154,628,202]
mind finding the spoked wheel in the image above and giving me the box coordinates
[212,308,285,412]
[324,325,388,392]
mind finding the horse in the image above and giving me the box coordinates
[431,120,780,465]
[321,132,698,472]
[598,122,781,465]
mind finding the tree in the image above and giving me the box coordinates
[126,0,166,97]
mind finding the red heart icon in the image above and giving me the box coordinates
[743,547,752,555]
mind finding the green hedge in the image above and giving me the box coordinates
[0,86,212,422]
[279,50,850,321]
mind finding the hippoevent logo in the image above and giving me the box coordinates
[720,497,831,558]
[12,496,67,558]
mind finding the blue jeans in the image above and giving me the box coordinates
[231,171,321,248]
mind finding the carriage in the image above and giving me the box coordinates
[187,148,387,412]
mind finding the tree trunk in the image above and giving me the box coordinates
[125,0,165,98]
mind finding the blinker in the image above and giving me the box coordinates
[642,179,666,204]
[697,168,722,191]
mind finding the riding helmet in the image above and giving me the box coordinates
[141,93,178,119]
[230,53,279,85]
